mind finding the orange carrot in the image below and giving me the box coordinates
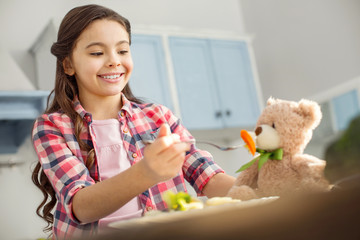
[241,130,256,156]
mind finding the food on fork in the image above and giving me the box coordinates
[240,129,256,156]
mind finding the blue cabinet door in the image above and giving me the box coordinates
[210,40,260,127]
[130,35,173,110]
[169,37,223,129]
[169,37,260,129]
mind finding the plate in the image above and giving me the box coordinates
[108,196,279,229]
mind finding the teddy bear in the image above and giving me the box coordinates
[227,97,331,200]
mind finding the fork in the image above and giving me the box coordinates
[143,139,245,151]
[195,140,246,151]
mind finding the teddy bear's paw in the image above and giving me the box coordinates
[227,185,258,201]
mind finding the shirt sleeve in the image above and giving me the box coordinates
[159,105,225,195]
[32,114,96,223]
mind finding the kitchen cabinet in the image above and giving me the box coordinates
[130,35,174,111]
[168,37,260,129]
[0,91,49,153]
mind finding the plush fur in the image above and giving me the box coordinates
[227,98,331,200]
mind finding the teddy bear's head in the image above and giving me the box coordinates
[254,98,322,155]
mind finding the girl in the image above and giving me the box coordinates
[32,4,235,239]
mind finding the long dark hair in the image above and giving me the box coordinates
[31,4,142,233]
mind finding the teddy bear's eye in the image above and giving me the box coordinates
[272,123,276,129]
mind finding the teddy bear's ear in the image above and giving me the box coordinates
[298,99,322,129]
[266,97,277,106]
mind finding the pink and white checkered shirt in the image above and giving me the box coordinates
[32,93,223,239]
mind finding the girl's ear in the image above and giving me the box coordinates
[63,57,75,76]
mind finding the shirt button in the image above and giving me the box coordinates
[146,206,153,211]
[123,128,128,133]
[132,153,138,158]
[120,112,125,117]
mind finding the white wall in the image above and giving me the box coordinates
[240,0,360,101]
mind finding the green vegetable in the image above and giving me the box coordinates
[163,191,193,211]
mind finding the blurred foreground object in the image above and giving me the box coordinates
[88,179,360,240]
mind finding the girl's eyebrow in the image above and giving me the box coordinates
[85,40,129,49]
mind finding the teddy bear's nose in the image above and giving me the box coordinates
[255,126,262,136]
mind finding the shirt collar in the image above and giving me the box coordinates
[120,93,135,118]
[73,96,91,121]
[72,93,135,122]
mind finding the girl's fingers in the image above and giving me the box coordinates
[157,142,190,163]
[148,133,181,155]
[157,150,187,180]
[143,141,189,168]
[142,125,191,181]
[157,124,171,138]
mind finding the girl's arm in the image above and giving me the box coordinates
[72,124,190,223]
[202,173,236,198]
[72,159,153,223]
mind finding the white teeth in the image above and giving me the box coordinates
[102,74,121,79]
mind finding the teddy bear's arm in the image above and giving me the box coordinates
[227,162,259,200]
[234,161,259,188]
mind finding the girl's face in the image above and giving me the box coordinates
[64,19,133,100]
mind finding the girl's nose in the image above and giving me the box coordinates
[108,54,121,67]
[109,62,120,67]
[108,61,121,67]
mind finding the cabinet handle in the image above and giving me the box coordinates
[226,110,231,116]
[215,111,222,118]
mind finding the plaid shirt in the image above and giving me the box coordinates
[32,93,223,239]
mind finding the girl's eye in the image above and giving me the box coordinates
[118,50,128,55]
[90,52,103,56]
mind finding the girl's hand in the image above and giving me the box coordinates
[142,124,191,183]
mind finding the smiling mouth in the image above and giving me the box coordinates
[99,73,124,79]
[98,73,125,82]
